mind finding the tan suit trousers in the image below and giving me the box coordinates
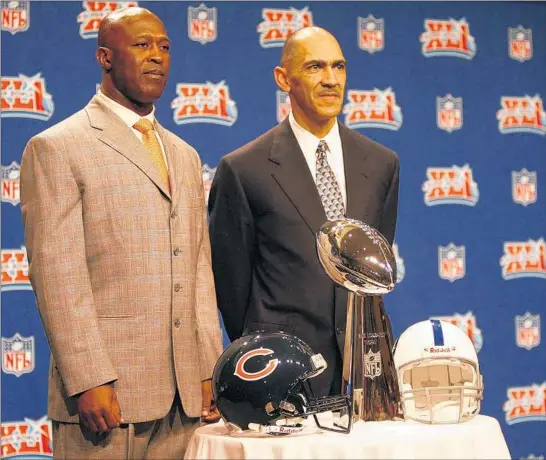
[52,394,198,460]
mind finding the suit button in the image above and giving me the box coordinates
[173,248,181,256]
[171,210,178,219]
[336,327,344,335]
[174,283,181,292]
[174,319,181,328]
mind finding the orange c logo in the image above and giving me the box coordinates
[234,348,279,381]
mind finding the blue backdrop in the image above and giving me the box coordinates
[1,1,545,458]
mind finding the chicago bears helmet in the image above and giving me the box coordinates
[393,319,483,424]
[212,332,350,435]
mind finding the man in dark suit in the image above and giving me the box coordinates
[208,27,399,397]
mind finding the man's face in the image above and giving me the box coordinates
[286,34,346,124]
[107,13,170,103]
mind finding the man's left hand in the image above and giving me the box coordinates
[201,379,221,424]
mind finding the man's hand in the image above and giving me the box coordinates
[77,384,122,433]
[201,379,221,424]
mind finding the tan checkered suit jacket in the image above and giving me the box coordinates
[20,95,223,423]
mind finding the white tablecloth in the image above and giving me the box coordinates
[184,413,511,459]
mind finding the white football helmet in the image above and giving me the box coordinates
[393,319,483,424]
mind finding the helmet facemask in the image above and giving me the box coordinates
[399,357,483,424]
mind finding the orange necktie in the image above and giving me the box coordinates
[133,118,170,188]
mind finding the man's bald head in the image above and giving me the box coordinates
[273,26,346,137]
[96,6,170,115]
[280,27,340,70]
[98,7,160,48]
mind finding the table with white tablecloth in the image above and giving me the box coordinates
[184,413,511,459]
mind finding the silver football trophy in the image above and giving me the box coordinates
[316,219,403,429]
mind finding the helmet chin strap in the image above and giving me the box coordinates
[249,420,306,435]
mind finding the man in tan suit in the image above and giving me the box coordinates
[20,7,223,459]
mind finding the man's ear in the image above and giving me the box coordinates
[273,66,290,93]
[96,47,112,71]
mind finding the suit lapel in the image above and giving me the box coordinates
[269,119,327,235]
[340,124,370,222]
[85,96,171,199]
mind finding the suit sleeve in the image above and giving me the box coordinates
[20,136,118,397]
[379,154,400,246]
[208,158,255,341]
[192,153,224,381]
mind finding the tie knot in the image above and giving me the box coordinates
[133,118,154,134]
[316,140,328,159]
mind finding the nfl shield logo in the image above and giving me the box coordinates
[276,91,291,122]
[358,15,384,53]
[512,168,537,207]
[1,161,21,206]
[188,4,217,44]
[439,243,465,282]
[1,0,30,34]
[2,333,35,377]
[364,349,382,379]
[508,26,532,62]
[437,94,463,133]
[515,312,540,350]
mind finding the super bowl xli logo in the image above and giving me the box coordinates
[77,1,138,39]
[1,0,29,34]
[202,163,216,206]
[2,162,21,206]
[1,246,31,292]
[508,26,532,63]
[2,333,34,377]
[276,91,291,123]
[358,15,384,54]
[438,243,465,283]
[420,18,476,59]
[257,6,313,48]
[497,95,546,136]
[188,3,217,44]
[422,164,479,206]
[431,311,483,352]
[500,238,546,280]
[503,382,546,425]
[437,94,463,133]
[1,73,54,121]
[515,312,540,351]
[392,242,405,283]
[343,88,402,130]
[512,168,537,207]
[171,81,238,126]
[1,416,53,459]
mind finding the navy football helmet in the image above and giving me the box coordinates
[212,332,350,435]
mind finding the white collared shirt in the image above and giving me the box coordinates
[288,112,347,206]
[96,89,168,168]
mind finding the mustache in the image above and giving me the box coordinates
[317,90,341,97]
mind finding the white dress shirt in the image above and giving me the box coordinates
[96,89,169,168]
[288,112,347,206]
